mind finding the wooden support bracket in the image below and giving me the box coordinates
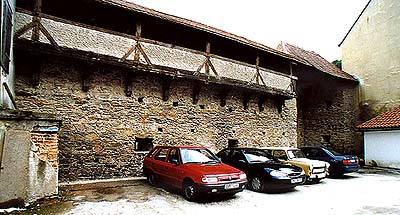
[192,82,202,104]
[124,71,135,97]
[258,96,265,112]
[161,77,171,101]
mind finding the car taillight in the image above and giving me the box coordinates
[342,159,351,165]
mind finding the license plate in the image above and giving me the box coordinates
[291,178,303,184]
[225,183,239,189]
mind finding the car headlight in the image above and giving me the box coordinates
[270,170,288,178]
[239,173,247,180]
[201,176,218,183]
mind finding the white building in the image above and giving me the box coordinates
[358,106,400,168]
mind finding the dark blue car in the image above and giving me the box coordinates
[300,146,360,176]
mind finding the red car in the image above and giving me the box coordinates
[143,146,247,201]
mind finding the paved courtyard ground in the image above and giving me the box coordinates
[3,167,400,215]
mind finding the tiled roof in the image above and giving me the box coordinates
[357,106,400,130]
[277,42,357,81]
[95,0,302,63]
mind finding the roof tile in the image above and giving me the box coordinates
[277,42,357,81]
[357,106,400,130]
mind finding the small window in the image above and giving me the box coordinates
[146,147,159,158]
[1,0,13,73]
[134,137,153,151]
[154,148,169,161]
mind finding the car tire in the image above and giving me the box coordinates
[146,172,156,186]
[182,181,198,201]
[250,176,265,192]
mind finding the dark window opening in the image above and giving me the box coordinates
[158,127,163,132]
[138,97,144,103]
[190,128,195,132]
[134,137,153,151]
[1,0,13,73]
[228,139,239,148]
[172,101,178,107]
[228,107,233,112]
[262,131,266,135]
[199,104,205,109]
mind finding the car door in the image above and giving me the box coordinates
[152,147,170,180]
[229,149,248,171]
[164,148,184,187]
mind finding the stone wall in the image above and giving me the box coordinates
[297,83,362,155]
[15,56,297,182]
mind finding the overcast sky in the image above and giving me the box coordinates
[127,0,369,62]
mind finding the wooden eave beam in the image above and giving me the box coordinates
[14,40,295,99]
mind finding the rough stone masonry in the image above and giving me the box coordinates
[15,56,297,182]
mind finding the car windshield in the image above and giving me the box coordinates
[243,149,275,163]
[180,148,220,164]
[287,150,306,159]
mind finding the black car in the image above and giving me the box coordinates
[217,148,306,192]
[300,146,360,176]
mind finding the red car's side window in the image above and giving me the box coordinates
[154,148,169,161]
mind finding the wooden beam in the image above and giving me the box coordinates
[134,22,142,61]
[256,55,260,84]
[161,76,171,101]
[31,55,41,86]
[32,0,42,41]
[80,65,92,92]
[243,94,250,110]
[219,89,228,107]
[258,96,265,112]
[205,41,211,75]
[124,71,135,97]
[192,82,202,104]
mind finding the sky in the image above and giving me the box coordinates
[127,0,369,62]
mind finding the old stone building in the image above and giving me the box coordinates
[340,0,400,121]
[14,0,304,182]
[278,42,361,155]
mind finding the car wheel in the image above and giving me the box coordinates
[250,176,265,192]
[183,181,198,201]
[146,172,156,186]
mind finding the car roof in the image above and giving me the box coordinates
[261,147,300,150]
[155,145,207,149]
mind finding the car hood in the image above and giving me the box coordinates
[182,163,242,175]
[292,158,328,167]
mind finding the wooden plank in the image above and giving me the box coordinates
[39,23,60,49]
[14,21,37,39]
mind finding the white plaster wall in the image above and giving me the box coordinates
[341,0,400,114]
[364,130,400,168]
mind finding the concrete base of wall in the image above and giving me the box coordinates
[0,110,61,208]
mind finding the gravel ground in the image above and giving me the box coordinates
[3,167,400,215]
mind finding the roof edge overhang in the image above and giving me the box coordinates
[93,0,305,65]
[15,39,296,99]
[356,127,400,132]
